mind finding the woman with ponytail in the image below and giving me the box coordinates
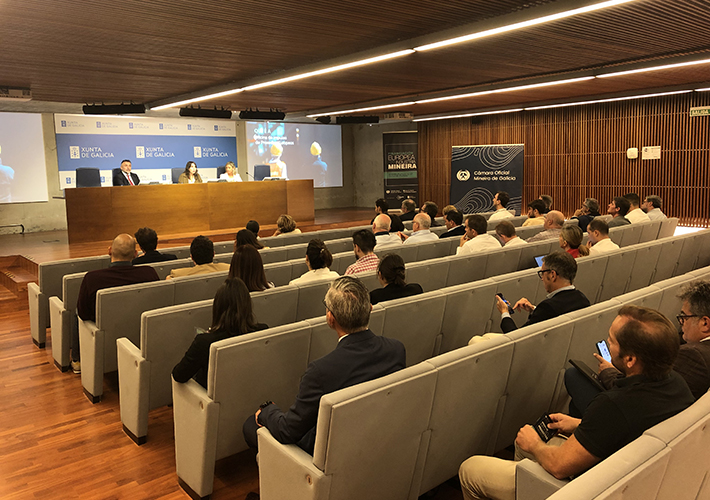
[369,253,423,305]
[559,225,589,258]
[289,239,340,285]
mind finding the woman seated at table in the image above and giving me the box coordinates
[290,239,339,285]
[559,224,589,258]
[272,214,301,237]
[229,245,273,292]
[369,253,423,305]
[178,161,203,184]
[172,278,268,388]
[219,161,241,182]
[234,228,266,251]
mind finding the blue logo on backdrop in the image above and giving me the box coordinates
[187,124,192,130]
[66,177,71,184]
[100,176,105,183]
[96,122,101,128]
[214,125,218,131]
[61,120,67,127]
[159,123,163,130]
[162,174,167,181]
[129,123,133,129]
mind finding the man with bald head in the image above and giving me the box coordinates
[398,213,439,244]
[73,233,159,373]
[373,214,402,251]
[527,210,565,242]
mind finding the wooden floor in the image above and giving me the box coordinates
[0,207,463,500]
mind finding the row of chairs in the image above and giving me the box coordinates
[170,231,710,499]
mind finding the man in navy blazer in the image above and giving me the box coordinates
[112,159,140,186]
[497,251,590,333]
[440,209,466,239]
[243,276,406,454]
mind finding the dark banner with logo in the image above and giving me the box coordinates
[383,131,418,207]
[450,144,524,215]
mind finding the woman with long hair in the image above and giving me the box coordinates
[178,161,203,184]
[559,224,589,258]
[235,228,264,250]
[290,239,339,285]
[229,245,272,292]
[219,161,241,182]
[369,253,423,305]
[172,278,267,387]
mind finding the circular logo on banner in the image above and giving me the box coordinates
[456,170,470,181]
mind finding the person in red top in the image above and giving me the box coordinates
[73,233,159,373]
[558,225,589,258]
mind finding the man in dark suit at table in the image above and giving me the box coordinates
[113,159,140,186]
[243,276,406,455]
[496,251,590,333]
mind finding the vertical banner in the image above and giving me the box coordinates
[450,144,524,215]
[383,131,418,207]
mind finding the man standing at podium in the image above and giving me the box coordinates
[113,159,140,186]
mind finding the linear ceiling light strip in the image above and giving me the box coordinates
[413,108,524,122]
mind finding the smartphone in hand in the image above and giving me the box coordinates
[596,340,612,363]
[496,293,515,315]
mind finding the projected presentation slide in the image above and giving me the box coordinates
[0,112,48,204]
[246,121,342,187]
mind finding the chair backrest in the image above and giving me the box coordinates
[42,255,109,298]
[76,167,102,188]
[254,164,271,181]
[658,217,679,238]
[638,219,662,243]
[171,167,183,184]
[251,285,299,327]
[216,165,226,178]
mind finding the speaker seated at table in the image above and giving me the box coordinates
[254,164,271,181]
[76,167,101,188]
[171,167,183,184]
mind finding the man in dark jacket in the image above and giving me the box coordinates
[132,227,177,264]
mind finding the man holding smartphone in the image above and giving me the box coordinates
[459,305,693,500]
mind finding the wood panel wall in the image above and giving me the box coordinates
[418,92,710,227]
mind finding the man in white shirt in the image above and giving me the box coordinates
[495,220,528,247]
[399,213,439,245]
[457,214,502,256]
[642,195,668,221]
[488,191,514,221]
[623,193,650,224]
[373,214,402,251]
[587,218,620,256]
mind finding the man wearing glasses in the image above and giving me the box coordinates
[496,251,590,333]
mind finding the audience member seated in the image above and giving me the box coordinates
[172,278,267,388]
[229,245,273,292]
[372,214,402,251]
[168,236,229,279]
[527,210,565,242]
[235,229,265,251]
[457,214,501,256]
[219,161,241,182]
[642,195,667,220]
[440,209,466,239]
[369,254,423,305]
[132,227,177,264]
[607,196,631,227]
[587,219,619,256]
[399,213,439,244]
[242,276,406,454]
[442,204,458,217]
[112,159,140,186]
[522,199,547,226]
[272,214,301,237]
[565,282,710,417]
[344,230,380,275]
[571,197,601,232]
[495,251,590,333]
[559,225,589,258]
[540,194,553,211]
[495,220,527,247]
[459,304,694,500]
[177,161,203,184]
[488,191,514,221]
[623,192,650,224]
[399,198,417,222]
[289,239,340,285]
[73,234,159,373]
[246,219,260,237]
[420,201,440,226]
[370,198,404,232]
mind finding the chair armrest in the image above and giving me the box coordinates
[28,283,48,346]
[515,459,569,500]
[49,296,72,370]
[79,318,104,401]
[257,428,330,500]
[172,377,220,499]
[117,337,150,444]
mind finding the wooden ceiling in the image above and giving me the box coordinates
[1,0,709,119]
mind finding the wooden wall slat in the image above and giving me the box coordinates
[418,92,710,227]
